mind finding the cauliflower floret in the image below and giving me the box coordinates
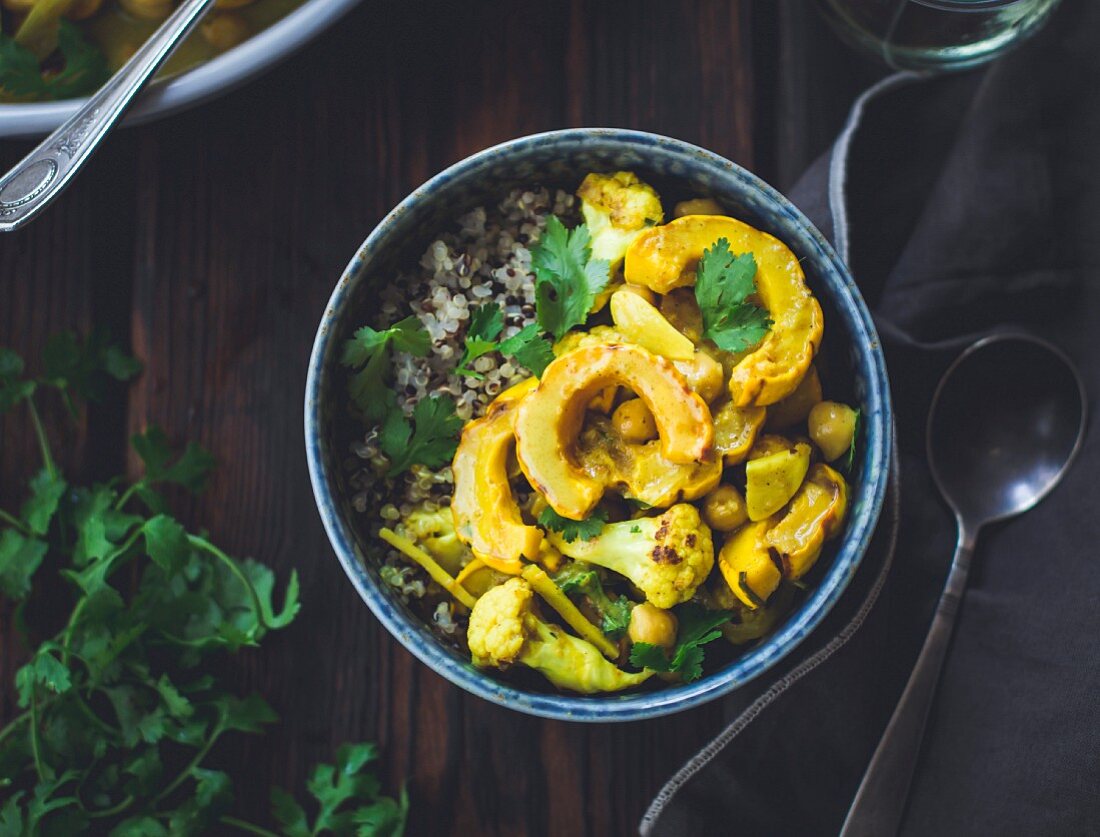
[397,503,471,575]
[467,578,652,694]
[545,504,714,609]
[577,171,664,269]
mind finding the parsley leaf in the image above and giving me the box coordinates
[630,603,732,682]
[342,316,430,422]
[531,216,610,339]
[694,238,772,353]
[538,507,608,543]
[379,394,462,476]
[498,324,556,377]
[455,303,504,378]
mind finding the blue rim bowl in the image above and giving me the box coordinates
[305,128,892,722]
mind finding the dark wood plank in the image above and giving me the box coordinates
[0,2,868,834]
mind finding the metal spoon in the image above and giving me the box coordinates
[842,332,1087,837]
[0,0,215,232]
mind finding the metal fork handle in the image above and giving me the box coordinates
[840,524,977,837]
[0,0,215,232]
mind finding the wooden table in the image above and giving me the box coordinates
[0,3,877,833]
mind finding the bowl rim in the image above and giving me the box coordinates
[304,127,893,722]
[0,0,362,139]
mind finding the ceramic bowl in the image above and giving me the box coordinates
[0,0,360,139]
[305,128,892,722]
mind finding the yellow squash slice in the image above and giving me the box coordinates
[624,215,824,406]
[765,463,848,579]
[451,378,542,574]
[717,521,782,609]
[514,343,713,520]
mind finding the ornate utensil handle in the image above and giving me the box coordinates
[0,0,215,233]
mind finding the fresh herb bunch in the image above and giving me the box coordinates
[0,22,108,102]
[0,333,406,836]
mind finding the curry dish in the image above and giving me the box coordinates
[343,172,859,694]
[0,0,302,102]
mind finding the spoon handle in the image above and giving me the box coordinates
[840,524,977,837]
[0,0,216,233]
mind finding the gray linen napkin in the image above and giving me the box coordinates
[643,2,1099,833]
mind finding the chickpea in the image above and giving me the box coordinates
[808,401,858,462]
[673,197,724,219]
[119,0,172,21]
[629,603,678,649]
[674,351,725,404]
[621,283,656,306]
[201,12,250,51]
[702,484,748,532]
[766,366,822,429]
[611,398,657,444]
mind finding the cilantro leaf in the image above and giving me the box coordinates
[142,515,191,574]
[552,563,632,639]
[498,324,555,377]
[538,507,607,543]
[531,216,610,339]
[42,329,141,405]
[50,21,110,100]
[21,468,66,536]
[271,742,406,837]
[0,347,35,414]
[379,394,462,475]
[343,316,430,422]
[455,304,504,379]
[132,426,215,494]
[694,238,772,353]
[0,529,48,599]
[15,647,72,708]
[0,23,107,101]
[630,603,732,682]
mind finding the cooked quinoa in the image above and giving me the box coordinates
[346,186,576,613]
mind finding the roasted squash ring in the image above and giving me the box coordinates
[514,343,713,520]
[451,378,542,574]
[624,215,824,407]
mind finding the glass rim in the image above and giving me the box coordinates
[912,0,1031,9]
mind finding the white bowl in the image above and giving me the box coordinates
[0,0,360,139]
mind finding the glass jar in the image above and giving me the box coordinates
[816,0,1063,72]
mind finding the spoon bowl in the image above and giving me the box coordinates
[928,334,1088,527]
